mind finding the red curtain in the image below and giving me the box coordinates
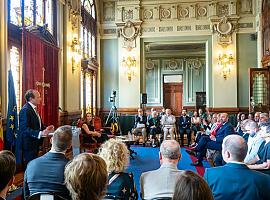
[22,29,59,127]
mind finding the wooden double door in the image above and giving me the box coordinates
[163,83,183,116]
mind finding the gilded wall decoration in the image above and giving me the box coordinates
[177,26,192,31]
[163,59,184,71]
[142,27,155,33]
[145,59,156,70]
[159,26,173,32]
[196,25,210,30]
[178,7,189,18]
[197,6,208,17]
[67,0,80,30]
[144,9,153,20]
[160,8,171,19]
[218,3,229,16]
[103,2,115,22]
[123,9,133,21]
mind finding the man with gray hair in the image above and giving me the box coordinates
[204,135,270,200]
[140,140,182,199]
[24,125,73,199]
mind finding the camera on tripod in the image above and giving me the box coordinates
[109,90,116,103]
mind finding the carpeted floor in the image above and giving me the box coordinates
[127,146,211,198]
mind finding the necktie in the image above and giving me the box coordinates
[34,107,42,129]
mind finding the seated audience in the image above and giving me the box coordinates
[254,112,261,123]
[161,109,176,140]
[178,109,191,146]
[81,113,108,144]
[99,139,138,200]
[140,140,182,199]
[242,120,265,164]
[235,113,247,135]
[248,113,254,120]
[173,170,213,200]
[247,126,270,174]
[65,153,107,200]
[187,113,235,166]
[24,125,72,199]
[132,108,147,145]
[148,111,161,147]
[191,111,201,136]
[204,135,270,200]
[0,151,16,200]
[259,112,270,128]
[147,107,156,122]
[159,107,166,117]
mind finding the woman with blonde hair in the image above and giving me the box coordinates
[64,153,107,200]
[99,139,138,200]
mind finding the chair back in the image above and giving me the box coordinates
[28,192,66,200]
[94,116,102,131]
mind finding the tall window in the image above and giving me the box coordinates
[9,0,55,33]
[80,0,98,116]
[8,0,57,109]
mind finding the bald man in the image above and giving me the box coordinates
[188,113,235,166]
[204,135,270,200]
[140,140,182,199]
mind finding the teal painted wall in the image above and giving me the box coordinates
[142,35,212,107]
[237,33,257,108]
[100,39,119,109]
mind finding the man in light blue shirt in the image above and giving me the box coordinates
[242,119,265,164]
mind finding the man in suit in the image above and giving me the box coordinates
[19,89,54,165]
[140,140,182,199]
[132,108,147,145]
[204,135,270,200]
[24,125,73,199]
[0,151,16,200]
[188,113,235,166]
[178,109,191,146]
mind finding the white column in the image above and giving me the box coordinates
[0,0,8,115]
[211,33,238,108]
[118,38,141,108]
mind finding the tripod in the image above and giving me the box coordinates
[105,103,122,135]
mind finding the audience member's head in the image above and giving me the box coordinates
[259,113,269,125]
[248,113,254,120]
[64,153,107,200]
[99,139,129,173]
[240,113,247,121]
[222,135,248,163]
[51,125,72,153]
[242,119,259,137]
[193,111,198,117]
[151,107,156,113]
[166,109,172,116]
[159,140,181,165]
[211,113,218,124]
[173,170,214,200]
[198,108,203,115]
[254,112,261,122]
[84,112,93,123]
[0,151,16,198]
[24,89,41,105]
[151,111,158,118]
[182,109,187,116]
[138,108,143,115]
[220,113,229,124]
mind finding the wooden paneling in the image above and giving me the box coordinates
[163,83,183,116]
[262,0,270,67]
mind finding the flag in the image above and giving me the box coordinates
[6,70,18,147]
[0,117,4,150]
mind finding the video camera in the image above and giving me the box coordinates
[109,90,117,103]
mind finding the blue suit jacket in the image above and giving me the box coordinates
[19,102,45,163]
[24,152,71,199]
[204,163,270,200]
[215,122,235,143]
[178,116,191,129]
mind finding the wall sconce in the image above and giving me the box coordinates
[217,51,234,80]
[121,56,137,81]
[71,36,82,73]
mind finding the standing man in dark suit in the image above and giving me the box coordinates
[0,151,16,200]
[178,109,191,146]
[24,125,72,199]
[204,135,270,200]
[188,113,235,166]
[19,89,54,166]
